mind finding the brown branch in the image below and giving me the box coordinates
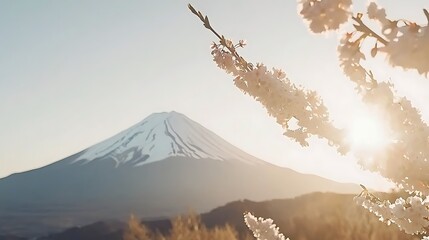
[352,15,389,46]
[188,4,252,71]
[188,4,310,130]
[424,9,429,24]
[188,4,222,40]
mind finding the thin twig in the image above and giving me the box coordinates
[352,15,389,46]
[424,9,429,24]
[188,4,252,71]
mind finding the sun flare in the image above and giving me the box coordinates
[346,113,389,153]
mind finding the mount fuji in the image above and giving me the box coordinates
[0,111,360,237]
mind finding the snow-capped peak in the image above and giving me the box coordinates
[72,111,262,167]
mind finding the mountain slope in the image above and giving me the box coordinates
[72,111,264,166]
[0,111,360,238]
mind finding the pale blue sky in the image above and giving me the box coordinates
[1,0,428,189]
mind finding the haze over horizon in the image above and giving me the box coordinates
[2,0,429,190]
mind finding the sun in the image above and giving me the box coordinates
[346,112,390,154]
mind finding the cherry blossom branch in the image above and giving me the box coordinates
[352,14,389,45]
[188,4,252,72]
[244,213,289,240]
[189,4,347,152]
[189,0,429,237]
[424,9,429,24]
[353,3,429,76]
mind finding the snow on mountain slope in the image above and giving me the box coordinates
[73,111,264,167]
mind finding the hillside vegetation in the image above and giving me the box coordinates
[39,192,421,240]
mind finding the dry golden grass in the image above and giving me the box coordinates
[123,213,251,240]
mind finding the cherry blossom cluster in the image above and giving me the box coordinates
[335,75,429,190]
[244,212,289,240]
[337,32,373,91]
[354,190,429,236]
[211,42,348,153]
[303,0,429,76]
[335,1,429,236]
[189,2,429,238]
[335,1,429,195]
[338,32,429,193]
[191,0,429,199]
[298,0,352,33]
[188,4,347,152]
[365,2,429,76]
[363,86,429,191]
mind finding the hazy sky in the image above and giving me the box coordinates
[1,0,428,189]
